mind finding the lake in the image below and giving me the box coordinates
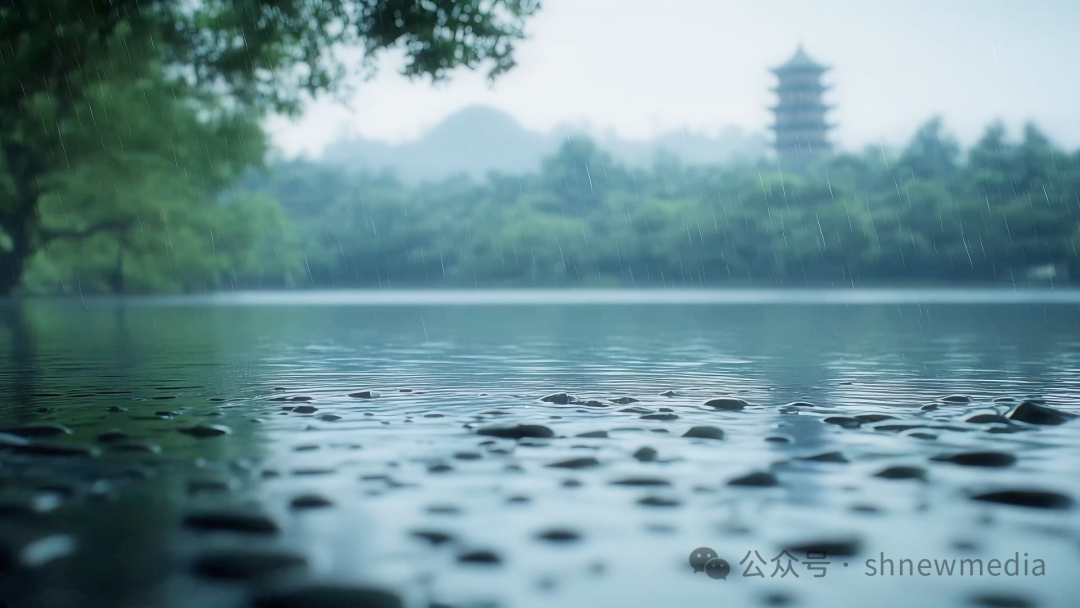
[1,289,1078,608]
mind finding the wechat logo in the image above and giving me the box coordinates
[690,547,731,580]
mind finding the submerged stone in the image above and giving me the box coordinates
[874,466,927,480]
[633,447,658,462]
[727,472,778,487]
[548,457,600,469]
[458,549,501,565]
[610,397,639,404]
[854,414,895,423]
[319,414,342,421]
[251,584,403,608]
[641,413,678,421]
[611,477,670,487]
[576,430,608,438]
[965,414,1011,424]
[682,426,724,440]
[183,512,280,534]
[192,549,306,581]
[292,405,318,414]
[537,528,580,542]
[799,451,848,463]
[638,496,681,507]
[931,451,1016,468]
[291,494,333,510]
[823,417,861,429]
[540,393,572,404]
[1008,402,1075,425]
[660,391,678,397]
[940,395,972,403]
[347,391,381,399]
[178,424,232,438]
[477,424,554,439]
[782,537,862,557]
[971,490,1072,510]
[704,397,748,411]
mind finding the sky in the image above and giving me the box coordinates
[267,0,1080,159]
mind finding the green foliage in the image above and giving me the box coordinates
[238,119,1080,288]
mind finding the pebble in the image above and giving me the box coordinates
[427,463,453,474]
[458,549,501,565]
[703,398,748,411]
[610,397,639,404]
[291,494,333,510]
[347,391,381,399]
[540,393,572,404]
[633,447,658,462]
[854,414,895,423]
[251,584,404,608]
[177,424,231,438]
[547,457,600,469]
[477,425,554,439]
[537,528,580,542]
[970,489,1073,510]
[454,451,482,460]
[411,530,454,545]
[106,406,127,413]
[940,395,972,403]
[965,414,1011,424]
[682,426,724,440]
[1008,402,1075,425]
[638,496,681,507]
[576,430,608,438]
[639,413,677,421]
[782,538,862,557]
[930,452,1016,468]
[182,511,280,534]
[319,414,342,421]
[727,472,779,487]
[619,407,652,414]
[823,417,861,429]
[611,477,670,487]
[874,466,927,480]
[191,549,306,581]
[798,451,848,463]
[292,405,318,414]
[660,391,678,397]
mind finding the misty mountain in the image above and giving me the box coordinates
[319,105,768,182]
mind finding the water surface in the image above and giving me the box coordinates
[1,290,1078,608]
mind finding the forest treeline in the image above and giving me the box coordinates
[18,115,1080,293]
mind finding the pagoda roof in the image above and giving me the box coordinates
[769,103,835,112]
[770,44,829,73]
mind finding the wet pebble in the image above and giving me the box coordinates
[874,466,927,480]
[454,451,481,460]
[411,530,454,545]
[798,451,848,463]
[727,472,778,487]
[477,424,554,439]
[548,457,600,469]
[292,405,318,414]
[638,496,681,507]
[319,414,341,421]
[427,463,453,474]
[610,397,639,404]
[765,436,792,443]
[458,549,501,565]
[682,426,724,440]
[1008,402,1075,425]
[250,584,403,608]
[291,494,333,510]
[823,416,861,429]
[641,413,678,421]
[192,549,306,581]
[611,476,669,487]
[970,489,1072,510]
[940,395,972,403]
[660,391,678,397]
[965,414,1011,424]
[182,511,280,534]
[540,393,572,404]
[854,414,895,423]
[930,451,1016,468]
[619,407,652,414]
[347,391,381,399]
[576,430,608,438]
[96,430,131,444]
[704,397,748,411]
[106,406,127,413]
[178,424,231,439]
[633,447,658,462]
[537,528,580,542]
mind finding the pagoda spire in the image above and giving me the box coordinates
[769,45,834,165]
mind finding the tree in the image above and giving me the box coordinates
[0,0,540,295]
[898,116,960,182]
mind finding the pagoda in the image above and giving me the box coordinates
[769,44,835,164]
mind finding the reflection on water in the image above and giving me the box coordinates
[0,290,1078,608]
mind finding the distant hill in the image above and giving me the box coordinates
[319,105,768,182]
